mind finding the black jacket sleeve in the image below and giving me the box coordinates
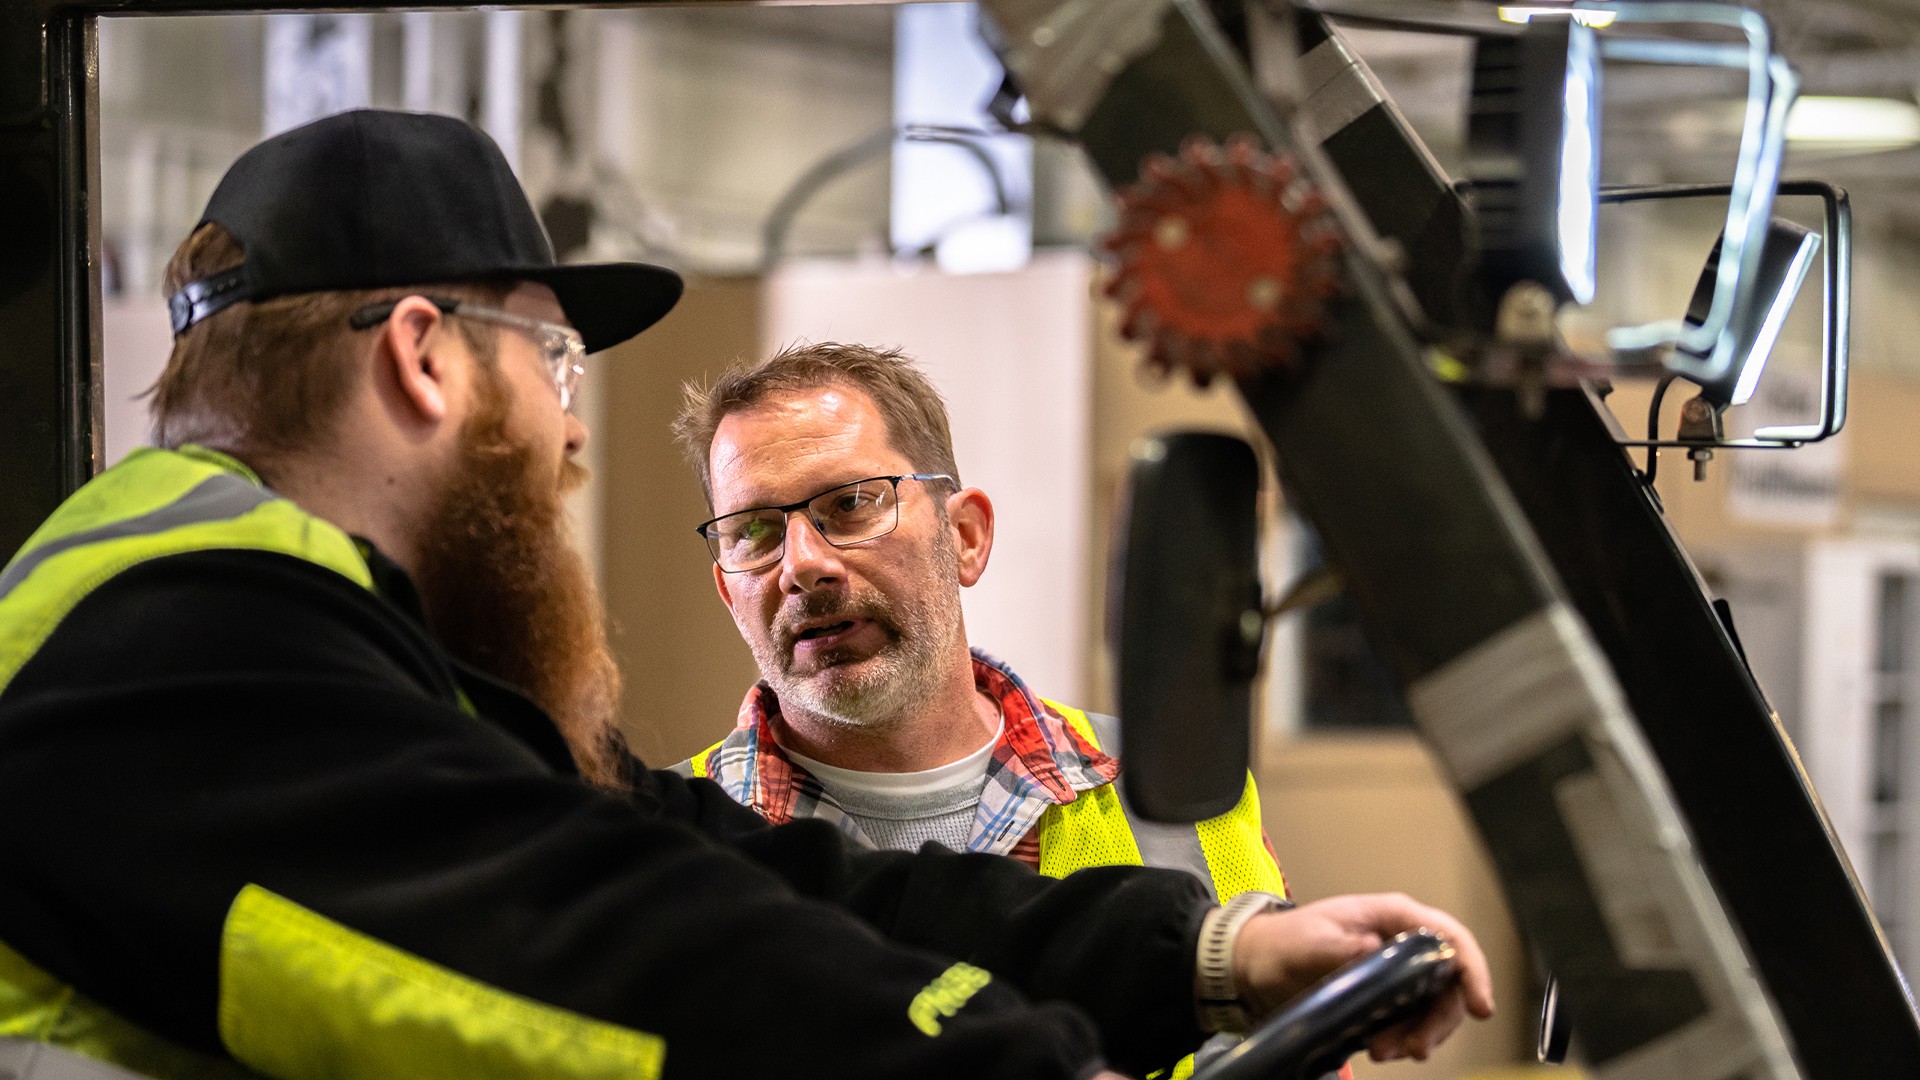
[0,550,1209,1078]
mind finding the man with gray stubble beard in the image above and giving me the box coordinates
[674,341,1488,1070]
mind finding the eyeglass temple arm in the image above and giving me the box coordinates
[346,295,465,330]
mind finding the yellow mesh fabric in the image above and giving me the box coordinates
[1034,703,1143,877]
[1035,785,1146,878]
[1196,775,1288,900]
[0,937,259,1080]
[219,885,665,1080]
[1148,1056,1199,1080]
[1042,700,1287,901]
[687,740,723,779]
[1039,707,1200,1080]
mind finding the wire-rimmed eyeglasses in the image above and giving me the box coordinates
[348,295,588,412]
[696,473,955,573]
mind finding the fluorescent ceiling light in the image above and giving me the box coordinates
[1786,96,1920,146]
[1497,5,1618,29]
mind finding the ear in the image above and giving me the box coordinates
[376,295,457,428]
[947,487,994,588]
[712,560,740,619]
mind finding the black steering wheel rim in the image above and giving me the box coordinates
[1189,930,1461,1080]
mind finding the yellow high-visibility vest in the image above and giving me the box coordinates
[688,699,1286,903]
[0,447,668,1080]
[0,445,372,701]
[0,445,372,1079]
[1036,702,1286,904]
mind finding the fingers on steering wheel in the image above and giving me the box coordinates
[1361,978,1464,1063]
[1384,896,1492,1021]
[1365,1015,1422,1062]
[1410,981,1470,1058]
[1429,910,1496,1020]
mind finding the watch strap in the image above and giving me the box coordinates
[1195,890,1288,1034]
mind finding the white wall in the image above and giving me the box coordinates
[100,298,174,468]
[761,252,1094,702]
[589,8,895,272]
[1799,539,1920,974]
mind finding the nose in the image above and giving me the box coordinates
[564,411,589,458]
[778,511,845,594]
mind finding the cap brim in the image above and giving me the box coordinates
[518,261,685,354]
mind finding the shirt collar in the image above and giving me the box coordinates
[712,648,1117,825]
[969,649,1116,801]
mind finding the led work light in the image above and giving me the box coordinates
[1679,219,1820,408]
[1467,16,1602,308]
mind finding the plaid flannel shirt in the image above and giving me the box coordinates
[693,648,1119,866]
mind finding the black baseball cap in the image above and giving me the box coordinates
[167,109,682,354]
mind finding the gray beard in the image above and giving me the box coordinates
[758,541,966,732]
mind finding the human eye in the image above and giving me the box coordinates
[826,482,890,521]
[722,513,780,551]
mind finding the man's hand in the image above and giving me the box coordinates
[1229,892,1495,1063]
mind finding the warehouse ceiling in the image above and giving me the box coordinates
[1347,0,1920,224]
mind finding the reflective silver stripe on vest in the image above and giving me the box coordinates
[0,1039,165,1080]
[1083,711,1218,903]
[0,475,275,602]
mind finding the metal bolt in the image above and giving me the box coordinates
[1689,446,1713,482]
[1495,281,1558,346]
[1372,237,1406,275]
[1240,608,1266,648]
[1132,439,1168,464]
[1154,216,1190,250]
[1246,276,1282,310]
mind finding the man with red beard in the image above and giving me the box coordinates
[0,109,1491,1080]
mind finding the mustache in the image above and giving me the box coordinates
[775,590,894,648]
[561,459,590,495]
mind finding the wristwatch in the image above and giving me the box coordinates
[1195,890,1290,1034]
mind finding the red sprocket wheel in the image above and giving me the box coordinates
[1102,135,1343,385]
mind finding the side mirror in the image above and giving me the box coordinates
[1111,431,1263,823]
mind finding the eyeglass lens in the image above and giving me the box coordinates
[549,341,584,411]
[707,478,901,571]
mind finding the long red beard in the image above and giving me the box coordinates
[413,372,627,788]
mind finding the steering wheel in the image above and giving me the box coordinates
[1189,931,1461,1080]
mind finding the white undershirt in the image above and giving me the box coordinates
[783,719,1001,798]
[781,720,1004,851]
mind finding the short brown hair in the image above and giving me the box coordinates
[673,342,961,508]
[149,222,508,472]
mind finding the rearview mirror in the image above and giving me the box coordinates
[1111,431,1263,823]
